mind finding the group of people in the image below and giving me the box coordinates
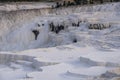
[52,0,120,9]
[31,20,111,40]
[48,21,79,43]
[88,23,111,30]
[52,1,77,8]
[52,0,102,9]
[49,22,65,34]
[48,20,83,34]
[72,21,82,27]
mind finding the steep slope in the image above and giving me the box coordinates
[0,2,120,51]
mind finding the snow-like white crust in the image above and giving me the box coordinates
[0,2,120,80]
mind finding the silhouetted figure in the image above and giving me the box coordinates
[67,1,71,6]
[102,24,105,29]
[100,0,103,4]
[90,0,94,4]
[58,26,61,31]
[74,0,81,5]
[63,1,66,6]
[60,25,64,30]
[49,22,55,31]
[88,24,91,29]
[72,23,75,26]
[97,24,100,30]
[56,29,59,34]
[52,5,54,9]
[55,2,60,8]
[93,24,98,29]
[32,30,39,40]
[71,2,75,6]
[59,3,62,7]
[73,38,77,43]
[38,24,40,27]
[77,22,80,27]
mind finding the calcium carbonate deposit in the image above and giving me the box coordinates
[0,2,120,80]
